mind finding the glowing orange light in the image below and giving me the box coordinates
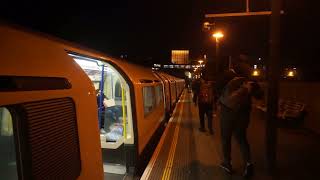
[252,70,260,76]
[212,32,224,39]
[288,71,294,77]
[204,22,210,26]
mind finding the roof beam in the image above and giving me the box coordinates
[205,11,272,18]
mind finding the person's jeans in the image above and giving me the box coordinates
[198,103,213,131]
[104,106,123,131]
[106,106,122,120]
[220,104,251,165]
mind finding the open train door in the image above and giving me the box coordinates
[69,53,135,179]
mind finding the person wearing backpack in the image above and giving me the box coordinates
[218,62,263,178]
[197,75,215,134]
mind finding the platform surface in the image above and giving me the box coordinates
[141,90,320,180]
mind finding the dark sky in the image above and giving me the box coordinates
[1,0,320,75]
[1,0,202,64]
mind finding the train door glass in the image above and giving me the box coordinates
[71,55,134,175]
[0,107,18,180]
[155,85,163,106]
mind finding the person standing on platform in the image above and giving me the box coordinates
[192,78,201,105]
[197,74,215,134]
[218,62,263,178]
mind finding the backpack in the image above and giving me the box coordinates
[198,81,214,104]
[219,77,249,110]
[215,70,237,98]
[219,76,264,110]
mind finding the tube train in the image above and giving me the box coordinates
[0,25,184,179]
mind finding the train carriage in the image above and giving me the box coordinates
[0,25,168,179]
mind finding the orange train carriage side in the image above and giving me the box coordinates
[0,24,184,179]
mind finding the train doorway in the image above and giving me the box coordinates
[69,53,134,177]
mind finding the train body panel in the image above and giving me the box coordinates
[133,81,165,154]
[0,25,104,179]
[0,24,183,179]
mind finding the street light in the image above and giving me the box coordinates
[203,21,214,31]
[212,31,224,42]
[212,31,224,73]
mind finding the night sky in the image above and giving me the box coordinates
[1,0,319,78]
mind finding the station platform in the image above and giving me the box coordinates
[141,90,320,180]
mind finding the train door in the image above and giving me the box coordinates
[69,54,134,178]
[155,73,171,115]
[170,80,177,106]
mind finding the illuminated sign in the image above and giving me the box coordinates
[171,50,189,64]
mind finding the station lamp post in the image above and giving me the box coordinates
[212,31,224,73]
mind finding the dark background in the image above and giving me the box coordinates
[1,0,319,79]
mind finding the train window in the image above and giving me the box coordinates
[143,86,155,116]
[0,107,18,180]
[155,85,163,106]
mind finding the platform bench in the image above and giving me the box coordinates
[256,99,307,128]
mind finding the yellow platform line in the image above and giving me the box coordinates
[161,96,185,180]
[141,90,186,180]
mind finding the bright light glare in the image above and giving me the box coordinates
[198,60,204,64]
[288,71,294,77]
[75,59,100,71]
[74,59,113,73]
[212,32,224,39]
[252,70,260,76]
[203,22,211,29]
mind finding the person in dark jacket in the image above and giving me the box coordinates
[218,62,263,178]
[196,74,215,134]
[192,78,201,105]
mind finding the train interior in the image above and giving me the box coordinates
[70,54,134,177]
[0,107,18,179]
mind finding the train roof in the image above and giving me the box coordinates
[0,24,159,85]
[155,71,184,82]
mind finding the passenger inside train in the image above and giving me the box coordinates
[70,53,133,174]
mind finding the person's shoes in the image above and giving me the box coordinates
[100,128,107,134]
[199,127,206,132]
[243,163,254,178]
[219,162,233,174]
